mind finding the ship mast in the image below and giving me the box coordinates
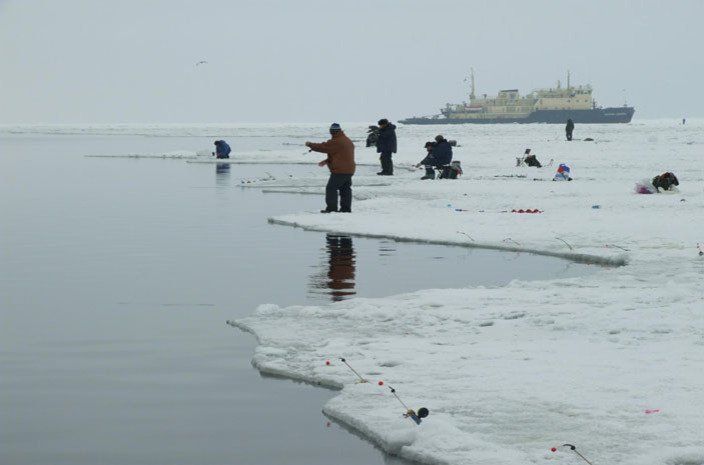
[567,70,571,90]
[469,68,475,100]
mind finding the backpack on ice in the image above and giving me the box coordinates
[439,161,462,179]
[553,163,572,181]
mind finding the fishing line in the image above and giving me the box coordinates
[339,357,367,383]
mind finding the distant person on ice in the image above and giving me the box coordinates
[415,141,438,179]
[635,172,679,194]
[652,172,679,192]
[305,123,356,213]
[522,148,542,167]
[565,119,575,141]
[213,140,231,159]
[375,118,397,176]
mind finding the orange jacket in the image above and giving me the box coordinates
[308,131,356,175]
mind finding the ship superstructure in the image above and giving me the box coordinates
[400,70,634,124]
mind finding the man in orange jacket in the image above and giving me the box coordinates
[305,123,356,213]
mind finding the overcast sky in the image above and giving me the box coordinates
[1,0,702,124]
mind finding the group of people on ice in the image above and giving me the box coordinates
[367,119,460,179]
[518,118,679,190]
[415,136,461,180]
[303,118,464,213]
[216,116,679,214]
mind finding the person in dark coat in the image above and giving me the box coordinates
[432,135,453,164]
[375,118,397,175]
[651,172,679,192]
[305,123,356,213]
[213,140,231,159]
[565,119,575,141]
[415,141,437,179]
[415,135,453,179]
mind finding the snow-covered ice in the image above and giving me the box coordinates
[228,120,704,465]
[5,120,702,464]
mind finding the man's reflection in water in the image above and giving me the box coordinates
[313,234,356,302]
[215,163,230,186]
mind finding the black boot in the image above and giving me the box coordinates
[377,157,393,175]
[420,168,435,180]
[377,158,386,175]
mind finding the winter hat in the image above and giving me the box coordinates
[377,118,389,126]
[329,123,342,132]
[435,135,444,142]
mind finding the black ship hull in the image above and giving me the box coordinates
[400,106,635,125]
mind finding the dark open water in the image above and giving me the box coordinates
[0,132,594,465]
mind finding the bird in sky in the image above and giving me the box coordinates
[195,60,208,66]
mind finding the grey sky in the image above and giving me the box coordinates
[1,0,701,123]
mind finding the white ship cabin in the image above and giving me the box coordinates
[497,89,520,100]
[532,84,594,110]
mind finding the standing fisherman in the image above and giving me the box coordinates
[305,123,356,213]
[375,118,397,175]
[565,119,575,141]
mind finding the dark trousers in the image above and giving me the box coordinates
[566,130,573,141]
[420,154,444,174]
[379,152,393,175]
[326,173,353,212]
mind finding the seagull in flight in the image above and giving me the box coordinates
[195,60,208,66]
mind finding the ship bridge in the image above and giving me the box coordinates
[533,84,593,110]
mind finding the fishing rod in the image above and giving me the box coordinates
[556,444,595,465]
[339,357,367,383]
[387,385,429,425]
[555,237,574,250]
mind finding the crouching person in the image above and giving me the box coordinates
[415,141,438,179]
[523,149,542,167]
[652,172,679,192]
[214,140,231,159]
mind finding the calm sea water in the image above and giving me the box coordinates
[0,131,594,465]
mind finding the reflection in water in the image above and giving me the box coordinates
[378,239,396,257]
[309,234,356,302]
[215,163,230,185]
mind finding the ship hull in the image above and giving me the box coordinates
[400,107,635,125]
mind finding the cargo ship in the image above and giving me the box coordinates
[400,70,634,124]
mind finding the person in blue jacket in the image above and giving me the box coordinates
[213,140,231,159]
[415,135,452,179]
[375,118,397,175]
